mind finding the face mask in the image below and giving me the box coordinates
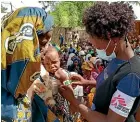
[96,39,117,61]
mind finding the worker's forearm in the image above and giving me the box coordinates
[85,79,96,87]
[72,99,107,122]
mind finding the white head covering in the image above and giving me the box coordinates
[94,58,102,65]
[85,54,92,61]
[79,50,85,56]
[67,53,75,67]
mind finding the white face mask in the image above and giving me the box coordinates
[96,39,117,61]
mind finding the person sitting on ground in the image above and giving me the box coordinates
[68,57,83,76]
[66,53,76,68]
[81,61,97,96]
[90,58,104,74]
[85,53,92,61]
[78,50,86,64]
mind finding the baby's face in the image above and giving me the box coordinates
[44,51,60,74]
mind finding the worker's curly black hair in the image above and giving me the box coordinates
[83,2,136,40]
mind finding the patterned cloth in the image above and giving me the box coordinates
[1,7,59,122]
[49,72,73,122]
[52,93,72,122]
[1,7,53,98]
[14,96,32,122]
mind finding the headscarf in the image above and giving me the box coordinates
[85,54,92,61]
[1,7,59,122]
[94,58,102,65]
[79,50,85,56]
[82,61,93,71]
[67,53,75,67]
[72,57,80,64]
[2,7,54,98]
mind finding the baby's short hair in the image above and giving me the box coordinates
[44,46,58,56]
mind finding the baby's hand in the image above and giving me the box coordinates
[33,79,56,107]
[55,68,68,83]
[33,79,46,94]
[27,79,46,101]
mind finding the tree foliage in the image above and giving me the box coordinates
[49,1,140,28]
[50,1,95,27]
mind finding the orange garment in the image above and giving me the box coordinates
[87,92,94,107]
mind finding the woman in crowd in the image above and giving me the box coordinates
[1,7,59,122]
[82,61,97,80]
[81,61,97,106]
[90,58,104,74]
[68,57,83,76]
[59,2,140,122]
[85,54,92,61]
[66,53,76,68]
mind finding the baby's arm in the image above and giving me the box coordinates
[55,68,68,82]
[28,65,56,106]
[55,68,73,89]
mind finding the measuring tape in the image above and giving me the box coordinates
[63,80,72,85]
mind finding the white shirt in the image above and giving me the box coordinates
[74,85,83,97]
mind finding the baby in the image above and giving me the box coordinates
[42,46,71,92]
[28,46,75,121]
[40,46,73,121]
[28,46,70,106]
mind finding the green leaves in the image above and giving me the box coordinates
[50,1,95,27]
